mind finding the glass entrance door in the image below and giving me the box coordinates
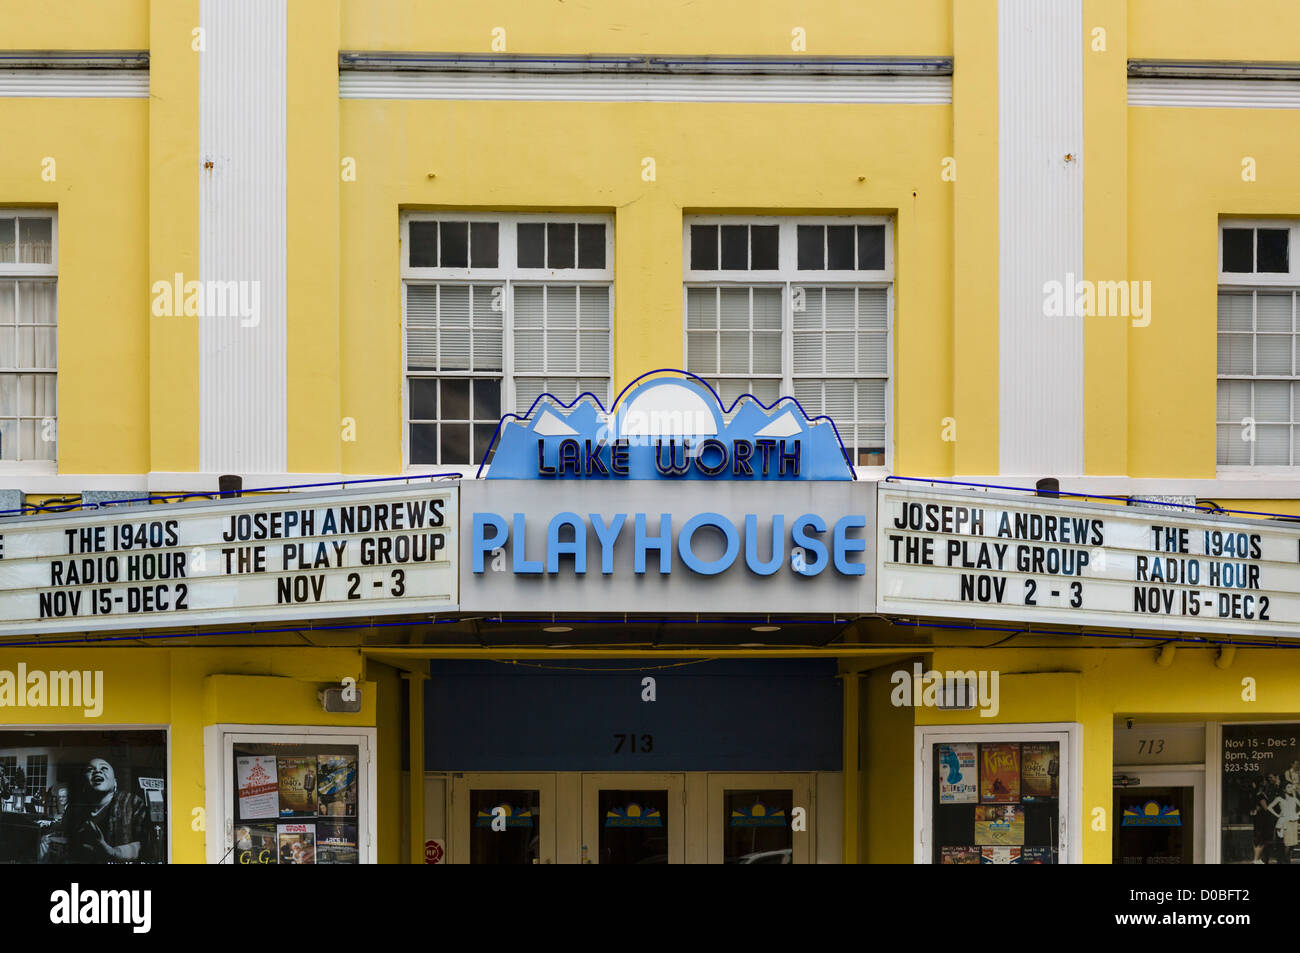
[451,773,556,864]
[706,773,811,864]
[1112,768,1204,864]
[580,773,684,864]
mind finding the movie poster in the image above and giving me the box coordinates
[277,823,316,864]
[317,822,359,864]
[317,753,357,817]
[980,743,1020,803]
[1021,743,1059,800]
[979,846,1022,864]
[0,729,168,865]
[974,804,1025,845]
[235,825,277,865]
[938,743,978,804]
[940,846,981,864]
[236,755,279,819]
[277,757,317,816]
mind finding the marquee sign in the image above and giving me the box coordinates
[462,372,871,612]
[0,485,458,636]
[877,484,1300,636]
[460,480,876,614]
[483,373,855,481]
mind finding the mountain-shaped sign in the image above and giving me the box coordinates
[480,371,855,481]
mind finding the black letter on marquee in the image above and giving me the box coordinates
[537,439,557,476]
[732,440,754,476]
[558,438,582,475]
[778,440,800,477]
[655,439,691,476]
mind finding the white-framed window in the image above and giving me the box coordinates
[1218,219,1300,469]
[23,753,48,797]
[683,216,892,469]
[204,724,377,865]
[914,723,1081,864]
[401,212,613,468]
[0,210,57,466]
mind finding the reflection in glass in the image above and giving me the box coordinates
[469,789,539,864]
[17,219,51,265]
[1114,787,1193,865]
[723,790,793,864]
[598,790,668,864]
[409,222,438,267]
[931,741,1060,864]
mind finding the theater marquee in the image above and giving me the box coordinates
[0,485,458,636]
[877,485,1300,636]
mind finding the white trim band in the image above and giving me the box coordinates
[339,70,952,104]
[1129,76,1300,109]
[0,68,149,98]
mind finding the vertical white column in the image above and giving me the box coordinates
[997,0,1084,475]
[198,0,288,474]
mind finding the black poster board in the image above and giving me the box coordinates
[1222,722,1300,864]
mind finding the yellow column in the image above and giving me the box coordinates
[841,669,860,864]
[287,0,342,474]
[148,0,201,474]
[402,671,428,864]
[1082,0,1129,474]
[951,0,1000,476]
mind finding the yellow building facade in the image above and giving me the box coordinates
[0,0,1299,865]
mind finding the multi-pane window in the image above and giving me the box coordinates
[23,754,47,797]
[1218,222,1300,467]
[402,214,613,466]
[684,217,892,466]
[0,755,17,792]
[0,211,56,464]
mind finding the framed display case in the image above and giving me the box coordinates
[915,723,1081,864]
[1216,720,1300,865]
[205,725,376,865]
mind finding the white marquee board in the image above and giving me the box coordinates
[0,485,457,636]
[877,485,1300,636]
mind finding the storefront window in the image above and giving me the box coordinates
[597,789,669,865]
[0,728,167,864]
[930,740,1061,864]
[723,789,794,864]
[1221,722,1300,864]
[231,741,360,865]
[1115,785,1194,864]
[469,788,539,864]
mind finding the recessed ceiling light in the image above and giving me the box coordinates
[543,625,573,634]
[750,625,780,633]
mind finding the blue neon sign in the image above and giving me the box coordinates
[470,510,867,577]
